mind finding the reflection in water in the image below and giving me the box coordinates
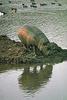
[18,64,53,94]
[0,59,67,99]
[0,63,53,94]
[0,54,67,95]
[0,52,67,96]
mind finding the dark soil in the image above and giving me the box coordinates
[0,35,67,64]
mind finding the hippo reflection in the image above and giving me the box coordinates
[18,64,53,93]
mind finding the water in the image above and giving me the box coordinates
[0,10,67,48]
[0,0,67,100]
[0,62,67,100]
[0,0,67,48]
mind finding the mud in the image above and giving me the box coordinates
[0,35,67,64]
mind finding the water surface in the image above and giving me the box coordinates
[0,0,67,48]
[0,62,67,100]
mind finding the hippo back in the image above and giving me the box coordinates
[17,25,49,48]
[25,25,49,44]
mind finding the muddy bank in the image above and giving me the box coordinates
[0,35,67,64]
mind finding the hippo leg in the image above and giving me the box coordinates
[30,45,36,54]
[35,46,43,56]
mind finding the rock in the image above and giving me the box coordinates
[30,5,37,8]
[40,3,47,6]
[9,1,11,3]
[51,2,56,5]
[58,3,62,6]
[0,3,2,5]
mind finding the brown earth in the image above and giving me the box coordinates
[0,35,67,64]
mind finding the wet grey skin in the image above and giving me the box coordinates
[18,25,50,55]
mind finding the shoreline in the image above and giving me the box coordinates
[0,35,67,64]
